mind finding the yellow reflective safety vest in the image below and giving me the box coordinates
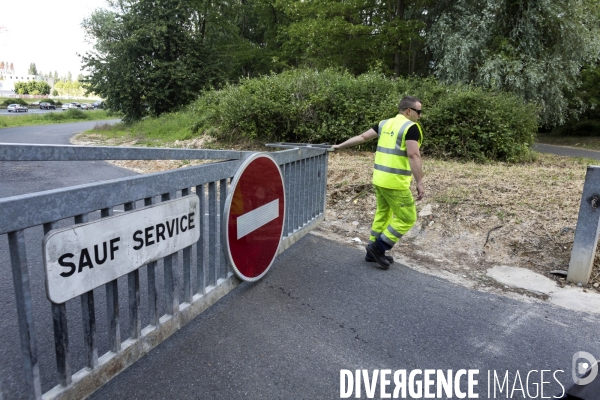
[372,114,423,190]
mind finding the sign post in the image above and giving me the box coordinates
[223,153,286,281]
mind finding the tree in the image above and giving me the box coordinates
[226,0,290,77]
[14,82,28,94]
[82,0,227,121]
[54,80,84,96]
[277,0,428,76]
[28,63,38,75]
[425,0,600,126]
[33,81,51,95]
[13,81,51,95]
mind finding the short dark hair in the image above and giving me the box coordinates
[398,96,421,112]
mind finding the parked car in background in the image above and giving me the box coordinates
[31,101,40,106]
[7,104,28,113]
[80,103,91,110]
[92,101,104,109]
[39,102,56,110]
[62,102,81,111]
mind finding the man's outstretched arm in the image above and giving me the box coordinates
[331,128,378,150]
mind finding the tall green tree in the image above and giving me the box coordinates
[225,0,290,77]
[28,63,37,75]
[277,0,428,76]
[82,0,235,121]
[425,0,600,126]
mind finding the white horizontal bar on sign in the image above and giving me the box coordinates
[237,199,279,239]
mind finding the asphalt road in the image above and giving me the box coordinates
[0,120,123,197]
[90,234,600,399]
[1,128,599,399]
[533,143,600,161]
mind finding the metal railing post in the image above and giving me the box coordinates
[102,207,121,353]
[125,202,142,339]
[196,184,206,295]
[144,197,160,327]
[162,193,179,316]
[8,229,42,399]
[182,188,193,303]
[208,181,218,287]
[219,179,228,279]
[45,221,72,388]
[76,213,99,369]
[568,165,600,284]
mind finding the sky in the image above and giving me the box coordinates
[0,0,109,77]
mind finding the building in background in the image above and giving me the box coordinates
[0,69,55,92]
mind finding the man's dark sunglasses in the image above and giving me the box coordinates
[409,107,422,116]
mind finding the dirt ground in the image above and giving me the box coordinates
[72,132,600,301]
[319,150,600,299]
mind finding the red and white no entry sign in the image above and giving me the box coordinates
[223,153,286,281]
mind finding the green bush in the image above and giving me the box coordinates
[52,89,59,96]
[2,98,28,106]
[44,99,56,105]
[41,108,89,122]
[63,109,87,119]
[192,69,443,143]
[422,90,538,162]
[42,108,88,121]
[191,69,538,162]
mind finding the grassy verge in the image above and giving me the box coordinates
[78,111,196,146]
[536,132,600,151]
[0,110,118,128]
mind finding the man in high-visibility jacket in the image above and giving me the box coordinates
[331,96,424,269]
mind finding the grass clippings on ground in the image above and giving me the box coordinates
[322,150,599,294]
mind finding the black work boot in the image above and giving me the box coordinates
[365,253,394,264]
[365,243,390,270]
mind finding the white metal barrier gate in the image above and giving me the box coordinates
[0,143,328,399]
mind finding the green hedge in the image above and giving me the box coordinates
[2,98,28,106]
[422,90,538,162]
[191,69,538,162]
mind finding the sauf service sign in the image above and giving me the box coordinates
[43,196,200,304]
